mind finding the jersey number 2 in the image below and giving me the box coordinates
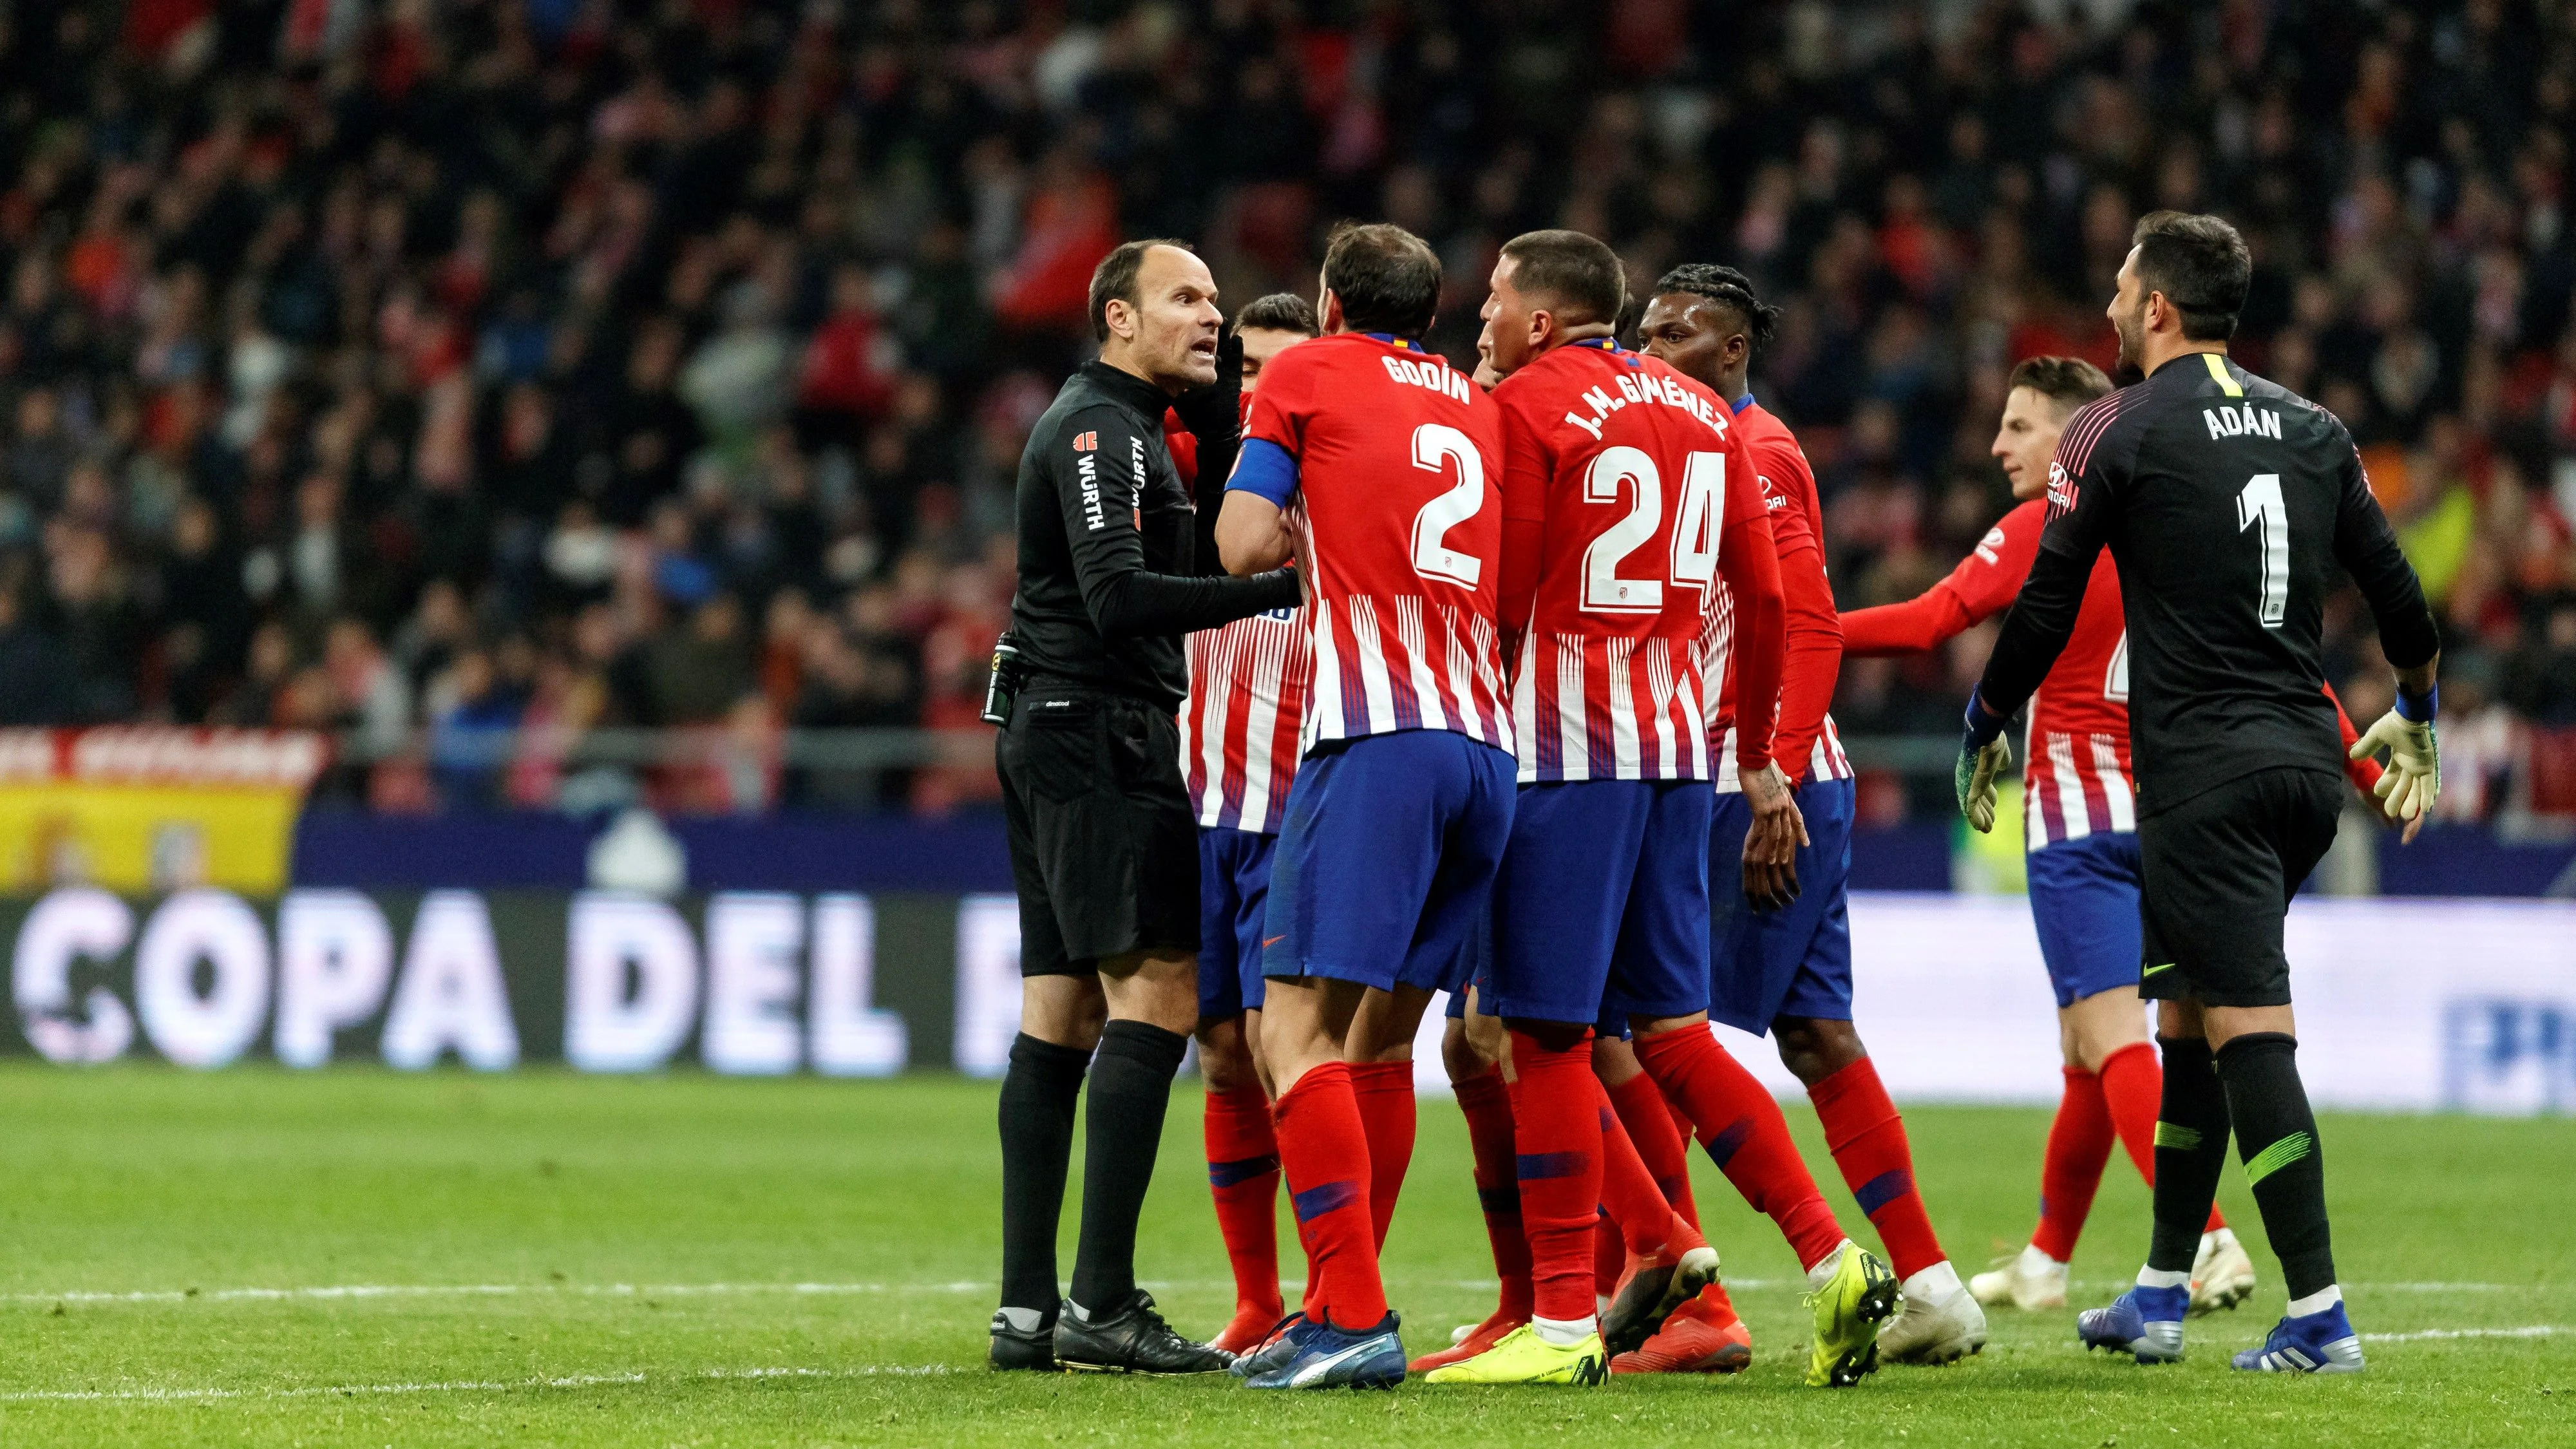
[1410,424,1485,588]
[1581,446,1725,614]
[2235,473,2287,628]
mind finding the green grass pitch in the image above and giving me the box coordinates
[0,1066,2567,1446]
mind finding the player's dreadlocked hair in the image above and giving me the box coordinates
[1653,264,1783,351]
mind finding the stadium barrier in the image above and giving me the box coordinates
[1,887,2566,1115]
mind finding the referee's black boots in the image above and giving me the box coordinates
[989,1308,1061,1371]
[1052,1290,1236,1375]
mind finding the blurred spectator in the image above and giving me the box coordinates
[0,579,72,724]
[646,592,755,726]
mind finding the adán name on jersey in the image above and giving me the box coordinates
[2204,402,2283,440]
[1379,353,1473,406]
[1562,369,1722,440]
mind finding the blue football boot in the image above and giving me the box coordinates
[2233,1300,2365,1374]
[1226,1311,1305,1379]
[2077,1284,2188,1364]
[1242,1312,1406,1390]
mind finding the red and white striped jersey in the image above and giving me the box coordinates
[2022,723,2136,848]
[1837,497,2132,846]
[1178,607,1309,834]
[1241,332,1513,754]
[1703,399,1853,792]
[1495,341,1757,782]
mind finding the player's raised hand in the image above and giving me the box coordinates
[1955,735,2011,834]
[2351,708,2439,826]
[1740,761,1806,912]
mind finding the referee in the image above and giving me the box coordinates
[988,239,1300,1374]
[1960,212,2440,1375]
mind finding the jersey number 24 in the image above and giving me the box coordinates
[1578,446,1725,614]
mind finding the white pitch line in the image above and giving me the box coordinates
[2361,1325,2570,1343]
[1,1282,993,1307]
[0,1363,955,1405]
[8,1276,2530,1311]
[2072,1280,2528,1294]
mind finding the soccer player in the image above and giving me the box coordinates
[1636,263,1980,1378]
[990,240,1300,1375]
[1422,230,1780,1386]
[1216,222,1517,1390]
[1960,212,2440,1374]
[1180,293,1320,1355]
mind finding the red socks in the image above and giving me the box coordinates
[1808,1057,1944,1281]
[2032,1066,2114,1262]
[1203,1079,1284,1324]
[1506,1029,1602,1324]
[1633,1024,1845,1271]
[1348,1061,1417,1249]
[1605,1068,1700,1229]
[1594,1077,1693,1258]
[1593,1215,1624,1300]
[2099,1039,2225,1233]
[1452,1065,1533,1320]
[1271,1062,1386,1330]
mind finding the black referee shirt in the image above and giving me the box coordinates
[1977,351,2439,815]
[1009,360,1297,712]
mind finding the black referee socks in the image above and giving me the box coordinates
[2216,1032,2336,1302]
[998,1032,1092,1321]
[1068,1020,1190,1315]
[2146,1035,2233,1276]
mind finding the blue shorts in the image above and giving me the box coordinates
[2027,829,2146,1009]
[1488,780,1712,1027]
[1707,775,1856,1034]
[1446,911,1493,1020]
[1264,730,1515,997]
[1197,826,1277,1018]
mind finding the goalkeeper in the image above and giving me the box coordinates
[1956,212,2441,1376]
[1845,356,2406,1322]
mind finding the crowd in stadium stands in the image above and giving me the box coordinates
[0,1,2571,821]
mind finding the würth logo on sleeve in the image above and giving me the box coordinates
[1071,431,1097,452]
[2046,460,2079,516]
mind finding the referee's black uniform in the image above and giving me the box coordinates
[1000,359,1296,976]
[990,356,1296,1373]
[1972,347,2437,1343]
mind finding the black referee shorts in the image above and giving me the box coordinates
[995,686,1200,978]
[2136,765,2342,1009]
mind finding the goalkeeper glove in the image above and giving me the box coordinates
[2349,685,2440,825]
[1955,736,2011,833]
[1956,690,2013,834]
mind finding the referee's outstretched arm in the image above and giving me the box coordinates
[1050,402,1297,638]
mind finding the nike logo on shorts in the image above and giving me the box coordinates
[2143,962,2175,978]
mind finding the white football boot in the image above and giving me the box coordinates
[1969,1245,2069,1311]
[2190,1227,2258,1316]
[1877,1260,1989,1365]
